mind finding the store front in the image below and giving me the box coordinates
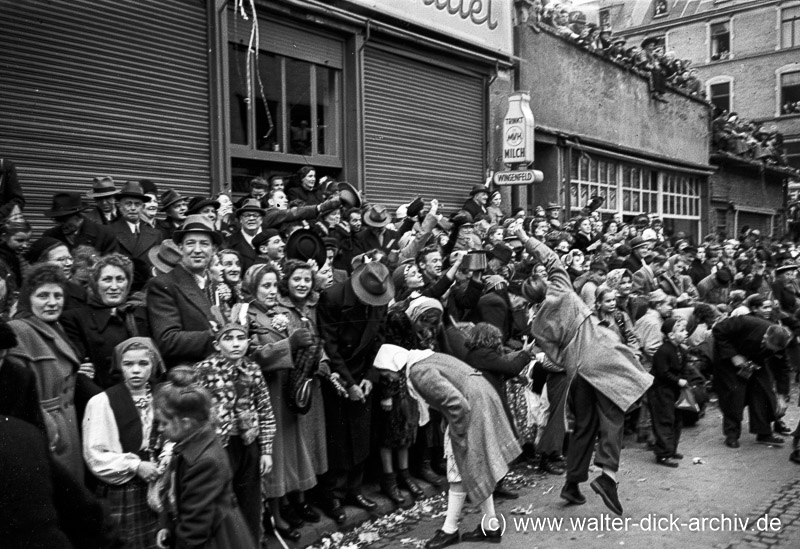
[220,0,513,212]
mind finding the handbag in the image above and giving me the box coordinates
[675,387,700,413]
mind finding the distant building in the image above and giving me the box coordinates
[601,0,800,236]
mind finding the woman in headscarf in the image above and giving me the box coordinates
[82,337,164,548]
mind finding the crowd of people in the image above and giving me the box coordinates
[712,110,789,166]
[2,161,800,549]
[515,0,704,101]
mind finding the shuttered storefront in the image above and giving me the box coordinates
[0,0,210,235]
[363,46,485,214]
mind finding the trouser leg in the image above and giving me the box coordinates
[565,375,600,484]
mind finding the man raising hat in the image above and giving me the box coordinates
[146,214,223,368]
[83,176,120,225]
[42,192,119,256]
[108,181,164,292]
[461,184,489,222]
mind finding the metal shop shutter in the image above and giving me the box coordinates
[0,0,210,236]
[363,46,485,215]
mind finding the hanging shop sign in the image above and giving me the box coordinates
[493,169,544,186]
[502,91,535,165]
[344,0,513,57]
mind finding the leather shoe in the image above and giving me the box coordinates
[419,462,445,486]
[381,484,408,506]
[560,481,586,505]
[325,498,346,524]
[398,470,425,499]
[756,434,785,445]
[493,484,519,500]
[725,438,740,449]
[774,420,792,435]
[656,456,679,468]
[540,459,566,475]
[671,452,684,460]
[296,503,321,523]
[590,473,623,515]
[425,529,460,549]
[461,523,501,543]
[280,504,304,529]
[790,450,800,464]
[275,525,301,541]
[346,493,378,511]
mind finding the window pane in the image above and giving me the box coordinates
[608,188,617,209]
[580,155,589,180]
[229,44,250,146]
[571,154,579,178]
[623,165,631,187]
[710,82,731,113]
[590,159,599,182]
[256,53,283,151]
[287,58,312,155]
[711,22,730,60]
[571,183,579,208]
[316,65,340,156]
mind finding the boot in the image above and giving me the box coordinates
[398,468,425,499]
[381,472,407,506]
[419,459,445,486]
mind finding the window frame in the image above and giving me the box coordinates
[780,4,800,50]
[776,64,800,117]
[226,17,346,169]
[706,75,734,113]
[708,19,732,63]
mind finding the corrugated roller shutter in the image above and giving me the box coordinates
[363,46,485,215]
[0,0,210,236]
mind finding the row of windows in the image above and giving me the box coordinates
[708,70,800,117]
[631,6,800,64]
[569,154,701,219]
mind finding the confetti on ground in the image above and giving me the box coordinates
[692,457,705,464]
[542,485,554,495]
[636,478,647,482]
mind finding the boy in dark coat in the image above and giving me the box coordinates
[649,317,689,467]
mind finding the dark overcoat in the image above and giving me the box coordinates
[43,217,119,256]
[225,230,258,275]
[146,264,215,368]
[108,217,162,291]
[317,279,387,469]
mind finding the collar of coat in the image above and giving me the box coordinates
[174,423,217,464]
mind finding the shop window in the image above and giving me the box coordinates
[780,70,800,115]
[654,0,668,18]
[663,173,701,217]
[782,6,800,49]
[227,17,344,163]
[709,80,732,113]
[710,22,730,61]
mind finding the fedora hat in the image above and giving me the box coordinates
[469,184,489,197]
[235,198,266,217]
[45,192,90,218]
[160,189,187,212]
[776,263,799,274]
[351,261,394,306]
[88,176,119,199]
[117,181,148,202]
[172,214,223,246]
[252,228,281,251]
[139,179,158,196]
[546,201,562,210]
[185,196,220,216]
[336,181,363,209]
[285,228,326,269]
[363,204,392,228]
[148,239,183,274]
[629,236,649,249]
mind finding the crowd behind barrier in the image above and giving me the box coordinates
[2,161,800,549]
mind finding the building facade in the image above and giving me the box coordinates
[515,22,713,237]
[605,0,800,235]
[0,0,514,231]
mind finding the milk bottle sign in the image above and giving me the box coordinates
[502,92,535,165]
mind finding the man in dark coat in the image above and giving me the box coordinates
[82,176,120,226]
[42,192,119,256]
[354,205,400,256]
[108,181,163,292]
[460,184,488,222]
[317,262,393,523]
[225,199,265,274]
[712,315,792,448]
[147,215,221,368]
[622,236,651,274]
